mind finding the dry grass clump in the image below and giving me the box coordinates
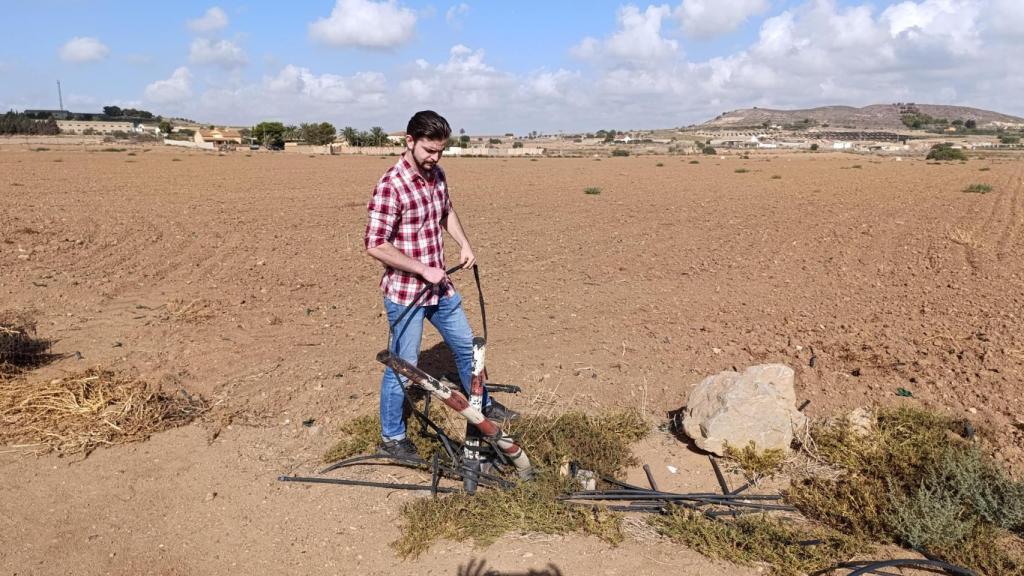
[724,441,786,483]
[789,406,1024,575]
[394,410,647,556]
[0,368,207,455]
[506,410,649,477]
[650,508,861,576]
[394,471,623,558]
[0,312,56,374]
[165,299,216,324]
[322,401,460,464]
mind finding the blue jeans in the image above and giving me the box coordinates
[379,292,488,440]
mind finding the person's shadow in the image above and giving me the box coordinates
[418,340,462,385]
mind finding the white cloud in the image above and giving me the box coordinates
[676,0,770,39]
[144,67,193,104]
[59,37,110,63]
[265,64,388,105]
[189,38,247,68]
[572,5,679,65]
[399,45,514,108]
[989,0,1024,37]
[521,69,580,100]
[188,7,229,33]
[309,0,417,48]
[446,3,470,27]
[881,0,981,55]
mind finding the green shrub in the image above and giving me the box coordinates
[964,184,992,193]
[611,149,629,157]
[927,143,967,161]
[702,146,717,155]
[584,187,602,195]
[689,160,699,164]
[789,407,1024,574]
[734,168,750,173]
[651,509,861,576]
[810,143,819,151]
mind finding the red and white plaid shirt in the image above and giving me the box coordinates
[365,155,455,306]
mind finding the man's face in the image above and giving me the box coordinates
[407,136,445,173]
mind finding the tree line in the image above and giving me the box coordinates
[0,112,60,135]
[249,121,403,148]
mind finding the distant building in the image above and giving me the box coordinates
[57,120,135,134]
[194,128,242,146]
[387,131,406,144]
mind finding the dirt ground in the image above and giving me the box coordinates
[1,140,1022,575]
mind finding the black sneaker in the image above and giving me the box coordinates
[378,438,421,460]
[484,400,520,421]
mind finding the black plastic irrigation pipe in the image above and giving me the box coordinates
[561,494,795,512]
[642,464,659,492]
[319,451,516,490]
[812,558,978,576]
[278,475,462,493]
[567,489,785,500]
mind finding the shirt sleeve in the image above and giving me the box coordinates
[365,181,400,249]
[438,170,452,220]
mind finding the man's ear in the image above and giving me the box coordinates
[405,134,415,150]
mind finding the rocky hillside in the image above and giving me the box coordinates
[697,103,1024,130]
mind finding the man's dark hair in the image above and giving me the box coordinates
[406,110,451,141]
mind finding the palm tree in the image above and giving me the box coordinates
[370,126,386,147]
[342,126,358,146]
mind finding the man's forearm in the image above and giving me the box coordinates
[442,209,471,249]
[367,242,428,275]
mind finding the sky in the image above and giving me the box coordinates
[2,0,1022,133]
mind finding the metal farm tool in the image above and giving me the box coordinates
[280,264,533,494]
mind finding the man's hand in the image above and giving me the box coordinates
[421,265,447,285]
[459,245,476,270]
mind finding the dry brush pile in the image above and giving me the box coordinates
[1,312,207,456]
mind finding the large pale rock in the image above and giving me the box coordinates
[682,364,806,456]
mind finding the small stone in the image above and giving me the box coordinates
[712,347,723,354]
[666,465,678,474]
[204,492,217,502]
[967,407,977,414]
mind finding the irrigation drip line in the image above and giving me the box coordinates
[561,494,796,511]
[812,558,978,576]
[567,489,784,500]
[277,475,462,493]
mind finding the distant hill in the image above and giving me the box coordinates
[696,103,1024,131]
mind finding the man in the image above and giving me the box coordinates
[364,110,516,460]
